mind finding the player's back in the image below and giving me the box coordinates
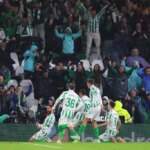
[81,95,91,114]
[89,85,102,107]
[107,109,119,130]
[61,90,80,111]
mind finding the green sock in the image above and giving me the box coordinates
[58,124,68,141]
[93,127,99,139]
[58,129,65,141]
[70,129,77,136]
[78,125,86,136]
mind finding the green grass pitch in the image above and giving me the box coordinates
[0,142,150,150]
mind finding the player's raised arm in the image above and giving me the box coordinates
[52,91,67,110]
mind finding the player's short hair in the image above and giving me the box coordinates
[79,89,86,95]
[87,79,94,85]
[68,83,75,90]
[109,101,116,108]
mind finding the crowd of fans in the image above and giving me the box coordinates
[0,0,150,124]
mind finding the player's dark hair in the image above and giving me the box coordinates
[68,83,75,90]
[79,89,86,95]
[109,101,116,108]
[87,79,94,85]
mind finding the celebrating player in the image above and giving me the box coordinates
[98,101,125,143]
[69,89,91,141]
[52,83,81,144]
[29,106,55,142]
[71,79,103,143]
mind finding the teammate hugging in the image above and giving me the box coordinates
[29,79,125,143]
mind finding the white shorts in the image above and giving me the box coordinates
[99,129,117,141]
[72,118,81,127]
[86,106,101,121]
[58,115,73,126]
[32,129,50,140]
[71,113,85,127]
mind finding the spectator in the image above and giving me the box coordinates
[91,63,107,95]
[114,100,132,123]
[143,92,150,114]
[137,67,150,93]
[77,1,108,59]
[0,63,11,85]
[4,18,15,40]
[74,63,87,93]
[0,27,6,43]
[109,62,129,100]
[0,42,14,72]
[128,89,144,123]
[121,58,142,92]
[54,26,82,64]
[50,64,67,98]
[113,25,131,58]
[23,44,39,80]
[102,15,116,59]
[36,69,53,104]
[132,22,149,60]
[16,16,33,38]
[0,75,7,114]
[26,0,49,50]
[6,85,18,114]
[126,48,150,67]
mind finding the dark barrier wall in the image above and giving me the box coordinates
[0,124,150,142]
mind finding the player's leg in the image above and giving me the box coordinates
[44,128,53,142]
[57,125,68,142]
[109,130,117,143]
[117,137,126,143]
[99,131,110,142]
[78,117,90,137]
[29,130,45,142]
[58,126,66,143]
[57,117,69,143]
[92,107,101,142]
[70,117,90,140]
[92,120,100,142]
[69,119,79,136]
[69,116,84,142]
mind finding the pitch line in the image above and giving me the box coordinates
[33,143,62,149]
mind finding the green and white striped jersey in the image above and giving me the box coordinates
[42,114,55,130]
[80,4,108,33]
[89,85,102,107]
[75,95,91,121]
[59,90,80,118]
[106,109,119,130]
[80,95,91,115]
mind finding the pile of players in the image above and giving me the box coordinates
[29,79,125,143]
